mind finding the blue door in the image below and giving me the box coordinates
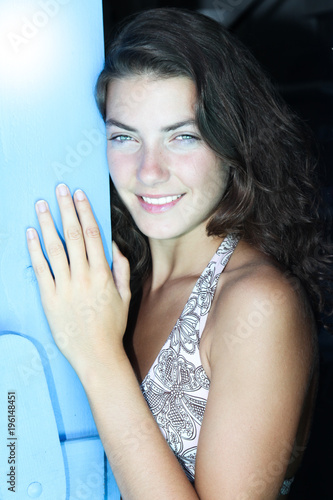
[0,1,120,498]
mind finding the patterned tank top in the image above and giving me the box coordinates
[141,233,239,480]
[140,233,295,496]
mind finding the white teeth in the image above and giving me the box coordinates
[142,195,182,205]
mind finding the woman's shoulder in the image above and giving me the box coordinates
[197,239,318,497]
[203,238,317,376]
[216,238,312,316]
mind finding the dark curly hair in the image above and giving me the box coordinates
[95,7,332,328]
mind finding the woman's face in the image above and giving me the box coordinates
[105,75,229,242]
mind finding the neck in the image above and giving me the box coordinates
[147,224,224,291]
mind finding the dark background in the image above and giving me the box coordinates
[102,1,333,498]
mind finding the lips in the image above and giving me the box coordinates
[141,194,182,205]
[137,193,184,213]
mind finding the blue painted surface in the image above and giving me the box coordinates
[0,1,120,498]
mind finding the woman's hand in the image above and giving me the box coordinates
[26,184,131,377]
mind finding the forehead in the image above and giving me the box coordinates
[105,76,197,124]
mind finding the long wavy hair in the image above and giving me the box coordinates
[95,8,332,327]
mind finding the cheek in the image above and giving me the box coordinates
[195,156,228,202]
[107,151,132,187]
[171,151,210,184]
[189,152,223,185]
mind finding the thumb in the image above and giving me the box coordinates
[112,241,131,302]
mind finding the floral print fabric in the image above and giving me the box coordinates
[141,234,239,481]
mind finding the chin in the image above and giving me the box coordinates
[136,222,184,241]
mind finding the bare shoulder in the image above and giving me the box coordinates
[195,240,318,498]
[204,239,317,381]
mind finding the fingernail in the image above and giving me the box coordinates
[27,228,35,240]
[57,183,68,196]
[36,200,47,213]
[75,189,85,201]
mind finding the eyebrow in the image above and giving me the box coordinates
[105,118,197,133]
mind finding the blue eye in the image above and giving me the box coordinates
[109,134,134,142]
[175,134,200,143]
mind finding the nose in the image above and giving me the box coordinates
[137,146,170,186]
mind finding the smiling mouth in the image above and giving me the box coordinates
[137,193,185,213]
[140,194,183,205]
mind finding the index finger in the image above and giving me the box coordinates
[73,189,110,270]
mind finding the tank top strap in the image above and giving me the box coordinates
[191,233,240,338]
[140,233,240,481]
[214,233,240,275]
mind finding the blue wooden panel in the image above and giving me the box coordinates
[0,333,66,499]
[62,437,105,499]
[0,1,120,498]
[106,460,122,500]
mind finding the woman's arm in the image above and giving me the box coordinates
[27,185,199,500]
[195,267,316,499]
[27,186,316,499]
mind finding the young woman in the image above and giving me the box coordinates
[27,8,332,500]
